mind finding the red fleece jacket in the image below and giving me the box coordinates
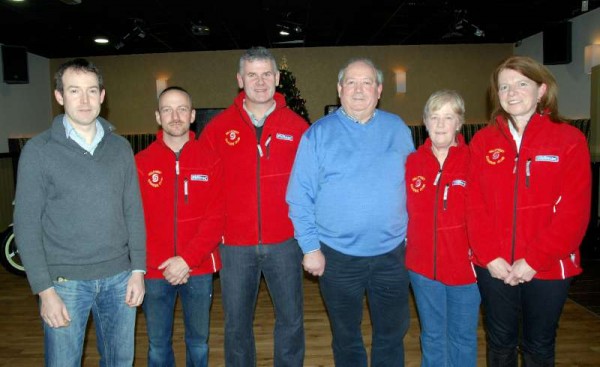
[466,114,591,279]
[406,135,476,285]
[200,92,308,245]
[136,131,224,279]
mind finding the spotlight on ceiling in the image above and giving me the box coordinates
[191,21,210,36]
[94,37,109,44]
[276,22,302,38]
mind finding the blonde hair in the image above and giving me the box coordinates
[423,89,465,125]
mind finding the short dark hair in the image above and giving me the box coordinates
[157,86,192,107]
[54,58,104,93]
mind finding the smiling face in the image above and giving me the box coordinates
[54,68,105,128]
[337,61,382,122]
[156,89,195,139]
[497,68,547,125]
[237,58,279,109]
[424,102,461,151]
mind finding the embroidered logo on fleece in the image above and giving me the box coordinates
[276,133,293,141]
[485,148,506,165]
[147,170,163,188]
[535,155,559,163]
[225,130,240,146]
[410,176,426,193]
[452,179,467,187]
[191,174,209,182]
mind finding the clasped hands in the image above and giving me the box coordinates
[487,257,536,286]
[159,256,191,285]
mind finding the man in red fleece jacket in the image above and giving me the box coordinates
[136,86,224,366]
[201,47,309,367]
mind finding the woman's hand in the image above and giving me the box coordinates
[486,257,512,281]
[504,258,536,286]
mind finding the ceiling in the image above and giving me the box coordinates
[0,0,598,59]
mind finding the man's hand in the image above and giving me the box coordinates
[303,250,326,277]
[504,258,537,286]
[125,272,145,307]
[486,257,512,281]
[39,287,71,328]
[159,256,191,285]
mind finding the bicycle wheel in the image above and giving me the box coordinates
[0,226,26,276]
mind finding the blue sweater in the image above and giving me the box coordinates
[286,108,414,256]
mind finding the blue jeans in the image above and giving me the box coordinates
[475,266,571,367]
[142,274,213,367]
[319,242,410,367]
[43,271,136,367]
[409,271,480,367]
[219,239,304,367]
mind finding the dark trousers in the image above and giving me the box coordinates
[319,243,410,367]
[475,266,571,367]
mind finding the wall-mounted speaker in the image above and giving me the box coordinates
[543,22,572,65]
[2,45,29,84]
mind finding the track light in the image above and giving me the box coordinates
[276,22,303,38]
[443,10,485,39]
[191,21,210,36]
[114,19,147,50]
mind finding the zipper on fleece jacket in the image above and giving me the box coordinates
[256,134,263,245]
[511,153,520,263]
[509,121,530,263]
[171,142,190,256]
[432,167,443,280]
[174,156,180,255]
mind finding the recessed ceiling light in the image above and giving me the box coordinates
[10,0,26,2]
[94,37,110,44]
[279,30,290,36]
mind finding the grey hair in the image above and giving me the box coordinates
[337,58,384,86]
[238,47,278,74]
[423,89,465,124]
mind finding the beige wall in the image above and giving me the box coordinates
[50,43,512,132]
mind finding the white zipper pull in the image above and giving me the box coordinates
[526,159,531,187]
[443,184,449,210]
[434,169,442,186]
[184,178,189,204]
[257,144,263,157]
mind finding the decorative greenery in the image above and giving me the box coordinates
[277,56,310,123]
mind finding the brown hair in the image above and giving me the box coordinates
[489,56,565,125]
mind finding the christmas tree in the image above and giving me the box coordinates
[277,56,310,123]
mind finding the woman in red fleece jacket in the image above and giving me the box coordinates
[467,56,591,367]
[406,90,479,367]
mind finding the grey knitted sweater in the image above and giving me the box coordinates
[14,115,146,294]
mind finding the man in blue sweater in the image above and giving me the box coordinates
[286,58,414,367]
[13,58,146,366]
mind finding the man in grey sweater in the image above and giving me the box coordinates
[13,58,146,367]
